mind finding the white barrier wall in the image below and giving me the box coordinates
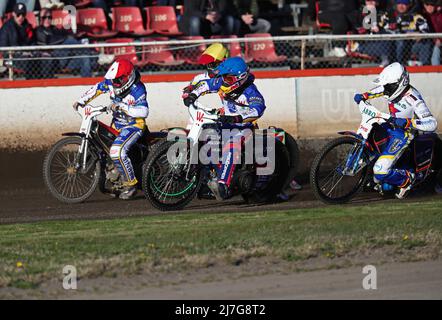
[1,73,441,150]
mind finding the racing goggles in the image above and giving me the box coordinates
[112,75,127,88]
[222,71,248,86]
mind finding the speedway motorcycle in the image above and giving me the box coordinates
[43,104,166,203]
[310,100,442,204]
[142,101,299,211]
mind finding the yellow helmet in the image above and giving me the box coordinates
[198,43,229,65]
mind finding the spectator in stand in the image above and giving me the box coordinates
[0,3,34,46]
[421,0,442,65]
[35,8,96,77]
[0,2,38,78]
[354,0,395,66]
[233,0,271,35]
[180,0,237,36]
[19,1,38,11]
[379,0,433,65]
[307,0,360,57]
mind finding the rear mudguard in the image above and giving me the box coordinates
[338,131,364,141]
[62,132,86,138]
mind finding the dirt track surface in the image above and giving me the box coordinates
[0,151,440,224]
[0,172,415,225]
[0,183,320,224]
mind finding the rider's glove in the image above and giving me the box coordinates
[219,115,243,124]
[73,101,84,111]
[108,103,120,113]
[389,117,412,129]
[183,93,197,107]
[182,85,193,98]
[354,93,367,104]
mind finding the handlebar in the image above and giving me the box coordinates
[371,116,417,134]
[189,102,219,115]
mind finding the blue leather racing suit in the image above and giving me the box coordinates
[77,78,149,186]
[362,85,437,187]
[190,74,266,186]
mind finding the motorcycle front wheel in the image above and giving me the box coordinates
[142,140,202,211]
[310,136,369,204]
[43,137,100,203]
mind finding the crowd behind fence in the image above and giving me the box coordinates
[1,33,442,80]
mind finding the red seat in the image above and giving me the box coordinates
[176,36,206,65]
[139,37,184,66]
[52,9,71,29]
[244,33,287,63]
[146,6,182,36]
[112,6,153,36]
[210,35,242,58]
[78,8,117,39]
[104,38,143,66]
[315,1,331,30]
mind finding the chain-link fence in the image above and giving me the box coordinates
[1,33,441,80]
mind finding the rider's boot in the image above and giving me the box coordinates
[395,172,415,199]
[207,179,231,201]
[119,179,138,200]
[376,182,394,196]
[289,179,302,191]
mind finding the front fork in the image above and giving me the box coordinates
[341,139,370,176]
[76,137,95,174]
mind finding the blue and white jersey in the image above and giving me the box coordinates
[366,85,437,132]
[190,75,266,128]
[78,79,149,130]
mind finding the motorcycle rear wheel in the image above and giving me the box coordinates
[43,137,100,203]
[242,139,290,203]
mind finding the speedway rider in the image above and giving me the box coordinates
[354,62,438,198]
[73,58,149,200]
[184,42,229,94]
[183,56,266,200]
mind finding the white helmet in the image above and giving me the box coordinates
[373,62,410,101]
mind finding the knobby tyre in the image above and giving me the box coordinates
[43,136,100,203]
[310,136,369,204]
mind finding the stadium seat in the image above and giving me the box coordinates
[315,1,331,30]
[77,8,118,39]
[244,33,287,63]
[139,37,184,66]
[176,36,206,65]
[112,7,154,36]
[145,6,183,36]
[104,38,143,66]
[210,35,242,58]
[26,12,38,28]
[52,9,71,29]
